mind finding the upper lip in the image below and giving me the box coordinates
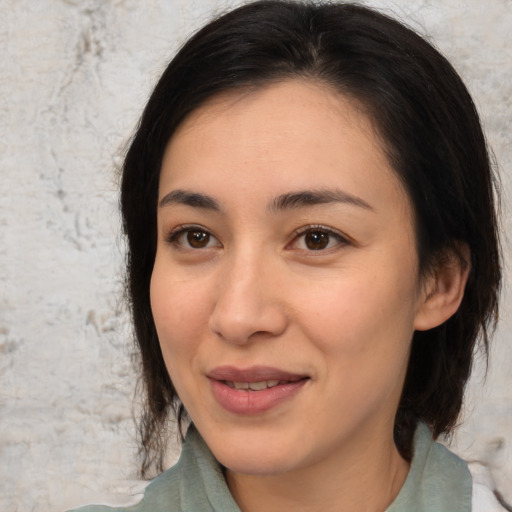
[207,365,308,383]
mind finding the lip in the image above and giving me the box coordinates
[207,365,309,415]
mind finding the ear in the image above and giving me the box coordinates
[414,245,470,331]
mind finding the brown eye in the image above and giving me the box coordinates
[304,231,330,250]
[290,226,348,252]
[186,230,211,248]
[168,226,220,250]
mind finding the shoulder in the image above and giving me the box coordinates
[389,422,510,512]
[68,457,183,512]
[67,425,240,512]
[67,464,182,511]
[388,422,472,511]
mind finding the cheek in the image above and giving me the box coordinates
[301,270,417,340]
[149,264,212,369]
[303,277,417,423]
[295,264,419,379]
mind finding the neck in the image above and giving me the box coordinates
[226,425,410,512]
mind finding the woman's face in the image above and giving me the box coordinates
[151,80,428,476]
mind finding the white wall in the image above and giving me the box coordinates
[1,1,510,510]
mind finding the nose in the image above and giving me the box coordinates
[208,253,288,345]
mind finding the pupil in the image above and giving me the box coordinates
[306,231,328,250]
[187,230,209,248]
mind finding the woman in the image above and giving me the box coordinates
[73,1,502,510]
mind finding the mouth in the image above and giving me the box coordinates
[224,379,287,390]
[207,365,308,382]
[207,366,309,415]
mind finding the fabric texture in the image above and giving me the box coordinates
[70,422,472,512]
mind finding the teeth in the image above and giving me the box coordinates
[249,381,267,391]
[227,380,281,391]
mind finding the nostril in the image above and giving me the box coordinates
[208,294,288,345]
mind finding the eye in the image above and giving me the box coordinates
[168,225,221,249]
[291,226,348,251]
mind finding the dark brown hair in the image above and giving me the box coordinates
[120,0,501,477]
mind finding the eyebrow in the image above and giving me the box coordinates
[159,189,221,211]
[158,187,373,214]
[268,189,373,214]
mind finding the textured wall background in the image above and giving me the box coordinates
[1,1,511,511]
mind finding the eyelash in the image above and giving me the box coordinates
[165,224,350,252]
[290,224,350,252]
[165,224,217,247]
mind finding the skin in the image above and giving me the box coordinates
[150,80,468,512]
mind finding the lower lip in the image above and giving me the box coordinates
[209,378,308,415]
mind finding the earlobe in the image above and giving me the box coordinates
[414,246,470,331]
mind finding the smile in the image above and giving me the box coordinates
[207,366,309,415]
[225,380,282,390]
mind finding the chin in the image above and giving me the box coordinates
[218,450,295,476]
[206,431,304,476]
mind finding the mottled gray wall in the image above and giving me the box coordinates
[0,1,510,510]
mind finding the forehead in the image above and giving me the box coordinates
[160,80,410,218]
[169,80,382,160]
